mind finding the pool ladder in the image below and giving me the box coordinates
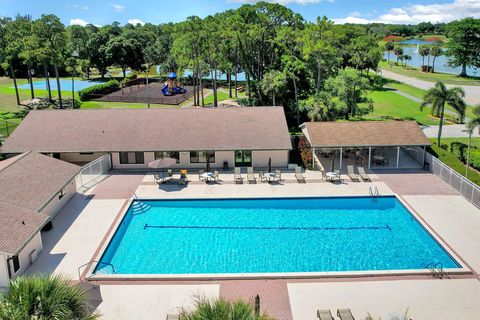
[369,186,380,198]
[425,262,449,279]
[77,261,116,281]
[128,189,151,214]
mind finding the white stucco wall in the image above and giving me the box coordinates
[39,179,76,218]
[59,152,107,164]
[252,150,289,167]
[112,151,236,169]
[0,254,9,288]
[0,233,43,287]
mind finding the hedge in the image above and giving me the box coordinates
[450,142,480,171]
[78,80,120,101]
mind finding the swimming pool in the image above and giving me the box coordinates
[15,79,102,92]
[93,196,460,276]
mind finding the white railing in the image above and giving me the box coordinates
[424,151,480,208]
[75,154,111,192]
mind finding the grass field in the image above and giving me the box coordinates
[429,137,480,186]
[384,79,475,120]
[358,88,441,125]
[380,61,480,86]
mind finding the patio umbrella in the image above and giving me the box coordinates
[148,158,177,169]
[331,152,335,172]
[268,157,272,173]
[206,155,211,172]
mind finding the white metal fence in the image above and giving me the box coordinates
[75,154,111,192]
[424,151,480,208]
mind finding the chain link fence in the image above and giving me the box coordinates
[75,154,111,192]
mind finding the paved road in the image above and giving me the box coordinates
[380,69,480,106]
[422,124,480,138]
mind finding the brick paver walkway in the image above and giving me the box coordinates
[88,173,145,199]
[220,280,292,320]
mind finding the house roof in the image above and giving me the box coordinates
[300,121,430,148]
[0,202,48,255]
[1,107,292,153]
[0,152,80,212]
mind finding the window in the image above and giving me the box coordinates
[12,255,20,273]
[59,187,66,200]
[119,152,145,164]
[154,151,180,163]
[79,152,94,155]
[235,150,252,167]
[190,151,215,163]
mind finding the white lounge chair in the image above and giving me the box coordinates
[337,308,355,320]
[275,169,282,182]
[347,165,360,182]
[295,166,306,183]
[234,167,244,184]
[247,167,256,184]
[317,309,334,320]
[357,166,371,182]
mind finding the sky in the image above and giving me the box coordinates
[0,0,479,27]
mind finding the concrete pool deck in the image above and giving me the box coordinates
[24,170,480,319]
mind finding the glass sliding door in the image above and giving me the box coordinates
[235,150,252,167]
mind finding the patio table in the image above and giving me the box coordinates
[325,172,337,181]
[201,172,214,182]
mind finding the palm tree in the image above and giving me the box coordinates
[393,47,403,65]
[421,81,466,146]
[182,297,274,320]
[465,105,480,177]
[300,92,337,121]
[260,70,286,106]
[385,41,394,63]
[418,45,430,67]
[0,275,99,320]
[430,46,442,73]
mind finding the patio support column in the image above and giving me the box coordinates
[396,146,400,168]
[368,147,372,169]
[339,147,343,171]
[311,147,315,169]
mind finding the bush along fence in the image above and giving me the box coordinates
[78,80,120,101]
[450,142,480,172]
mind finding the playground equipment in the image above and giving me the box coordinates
[162,72,187,96]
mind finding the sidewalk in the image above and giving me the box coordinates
[381,69,480,106]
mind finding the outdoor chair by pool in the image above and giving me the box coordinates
[317,309,334,320]
[337,308,355,320]
[154,173,161,184]
[198,169,205,181]
[234,167,244,184]
[179,170,189,185]
[335,169,341,181]
[212,170,220,182]
[347,165,360,182]
[247,167,256,184]
[275,169,282,182]
[295,166,306,183]
[259,170,267,183]
[357,166,371,182]
[166,315,180,320]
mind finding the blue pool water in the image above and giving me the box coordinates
[15,79,103,92]
[94,197,459,275]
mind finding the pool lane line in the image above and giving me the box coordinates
[143,224,392,231]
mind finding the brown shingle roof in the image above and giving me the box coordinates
[0,202,48,255]
[301,121,430,147]
[1,107,292,153]
[0,152,80,212]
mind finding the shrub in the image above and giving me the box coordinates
[298,136,312,170]
[78,80,120,101]
[449,142,480,171]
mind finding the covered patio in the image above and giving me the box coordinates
[300,121,430,173]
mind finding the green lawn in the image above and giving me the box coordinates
[358,89,441,125]
[429,137,480,186]
[380,61,480,86]
[203,90,232,106]
[384,79,475,119]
